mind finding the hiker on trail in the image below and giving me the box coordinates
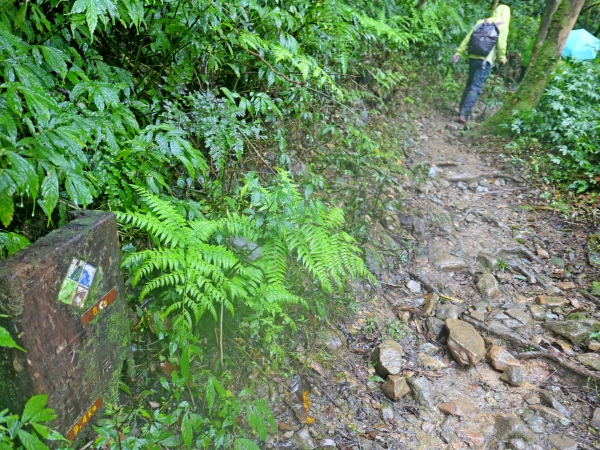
[453,5,511,123]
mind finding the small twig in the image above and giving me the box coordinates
[439,293,464,304]
[519,351,600,381]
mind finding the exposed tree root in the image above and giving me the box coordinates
[579,289,600,307]
[462,316,600,381]
[518,351,600,381]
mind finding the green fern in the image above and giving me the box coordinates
[119,173,370,331]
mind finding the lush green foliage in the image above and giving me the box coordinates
[0,395,64,450]
[510,60,600,191]
[119,173,369,335]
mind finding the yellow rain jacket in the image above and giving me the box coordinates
[456,5,511,65]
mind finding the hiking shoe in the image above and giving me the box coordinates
[457,117,467,124]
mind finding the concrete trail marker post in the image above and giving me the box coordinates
[0,211,130,443]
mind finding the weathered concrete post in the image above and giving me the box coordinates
[0,211,130,442]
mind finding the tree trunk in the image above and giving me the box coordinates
[492,0,500,11]
[481,0,586,135]
[529,0,560,64]
[417,0,427,9]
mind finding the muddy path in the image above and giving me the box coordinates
[266,111,600,450]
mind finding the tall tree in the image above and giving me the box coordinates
[482,0,586,135]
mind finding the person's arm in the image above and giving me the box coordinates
[496,24,509,64]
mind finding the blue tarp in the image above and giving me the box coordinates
[562,29,600,60]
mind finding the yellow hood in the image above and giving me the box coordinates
[489,5,511,26]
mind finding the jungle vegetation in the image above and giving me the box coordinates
[0,0,599,448]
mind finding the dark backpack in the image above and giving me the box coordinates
[468,20,500,57]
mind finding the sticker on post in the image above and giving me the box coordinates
[81,288,117,327]
[66,397,103,441]
[58,259,97,307]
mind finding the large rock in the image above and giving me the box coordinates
[364,244,386,276]
[433,253,467,272]
[381,375,410,401]
[495,416,535,442]
[544,319,600,344]
[406,377,434,409]
[487,345,520,371]
[578,353,600,370]
[446,319,486,366]
[371,340,404,377]
[477,273,501,298]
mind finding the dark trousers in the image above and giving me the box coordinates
[459,58,492,120]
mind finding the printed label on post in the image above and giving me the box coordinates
[81,288,117,327]
[66,397,103,441]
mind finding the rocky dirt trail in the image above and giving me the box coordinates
[265,111,600,450]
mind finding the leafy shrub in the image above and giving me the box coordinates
[511,60,600,191]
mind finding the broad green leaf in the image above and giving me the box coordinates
[234,438,261,450]
[21,395,48,422]
[181,412,192,449]
[17,429,48,450]
[40,168,58,217]
[0,326,25,351]
[40,46,68,79]
[0,192,14,227]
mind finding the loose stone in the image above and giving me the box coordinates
[421,293,438,317]
[407,280,421,293]
[487,345,520,371]
[433,253,467,272]
[406,376,435,409]
[536,295,569,307]
[500,366,524,387]
[436,304,459,321]
[495,416,535,442]
[549,434,578,450]
[381,375,410,401]
[529,405,566,424]
[294,427,315,450]
[540,390,571,418]
[506,308,532,326]
[371,340,404,377]
[590,408,600,429]
[446,319,486,366]
[530,305,547,321]
[456,429,485,446]
[476,252,499,271]
[438,401,465,417]
[418,354,447,371]
[477,273,501,298]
